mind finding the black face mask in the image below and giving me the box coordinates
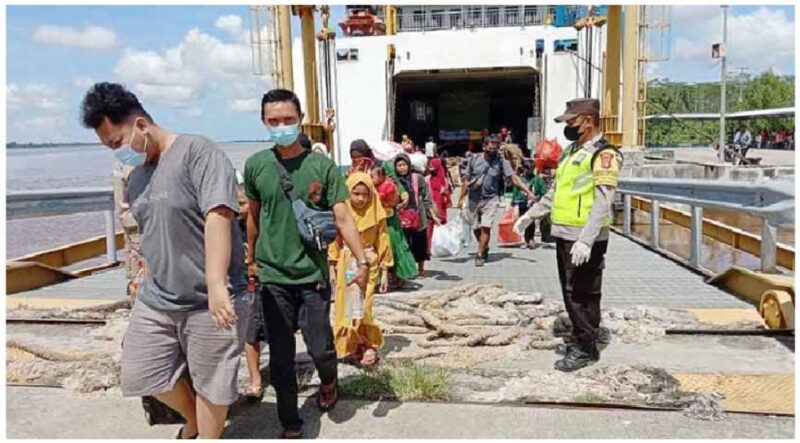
[563,124,581,142]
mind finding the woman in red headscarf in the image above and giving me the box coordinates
[425,156,451,254]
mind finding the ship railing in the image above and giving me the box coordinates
[395,6,554,33]
[7,188,117,263]
[616,177,795,274]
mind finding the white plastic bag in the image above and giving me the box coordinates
[431,224,460,258]
[409,152,428,173]
[458,210,473,248]
[369,140,405,162]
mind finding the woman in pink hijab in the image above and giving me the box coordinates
[426,156,451,254]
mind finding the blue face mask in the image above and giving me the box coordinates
[114,126,147,167]
[268,123,300,147]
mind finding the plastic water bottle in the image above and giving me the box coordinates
[344,259,364,320]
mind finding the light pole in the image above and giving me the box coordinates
[718,5,728,162]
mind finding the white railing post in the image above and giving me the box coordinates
[690,206,703,268]
[761,218,778,273]
[105,208,118,263]
[623,194,632,236]
[650,199,660,249]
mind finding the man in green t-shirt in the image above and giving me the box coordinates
[244,89,368,439]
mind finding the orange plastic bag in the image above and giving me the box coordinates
[497,206,522,246]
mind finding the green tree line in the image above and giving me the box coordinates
[644,70,795,146]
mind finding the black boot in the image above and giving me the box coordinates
[554,336,579,356]
[554,345,599,372]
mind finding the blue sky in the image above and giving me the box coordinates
[5,5,794,143]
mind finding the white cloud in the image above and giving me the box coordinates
[228,98,261,113]
[114,23,254,107]
[33,25,118,51]
[15,115,66,129]
[72,76,96,90]
[184,107,203,117]
[668,6,794,74]
[7,83,64,112]
[216,15,247,43]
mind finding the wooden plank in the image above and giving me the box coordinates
[8,232,124,268]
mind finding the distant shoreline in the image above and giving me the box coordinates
[7,140,266,149]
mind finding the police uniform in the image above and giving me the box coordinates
[523,98,622,370]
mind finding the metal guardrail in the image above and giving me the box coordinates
[7,188,117,263]
[617,178,794,273]
[396,6,554,32]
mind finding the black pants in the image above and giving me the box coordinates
[555,239,608,357]
[261,282,338,432]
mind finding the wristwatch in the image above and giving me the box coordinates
[356,259,370,268]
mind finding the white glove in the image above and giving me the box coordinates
[513,216,533,236]
[570,241,592,267]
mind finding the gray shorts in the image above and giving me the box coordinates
[466,198,500,230]
[121,296,249,406]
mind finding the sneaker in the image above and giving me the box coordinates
[554,348,599,372]
[474,256,485,267]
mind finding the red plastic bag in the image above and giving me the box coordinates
[534,138,563,172]
[497,207,522,246]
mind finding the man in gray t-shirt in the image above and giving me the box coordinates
[458,135,534,267]
[128,134,247,311]
[80,82,246,439]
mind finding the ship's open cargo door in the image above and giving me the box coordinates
[393,67,538,156]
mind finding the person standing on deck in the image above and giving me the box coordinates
[425,136,437,159]
[514,98,623,372]
[81,82,248,439]
[244,89,369,439]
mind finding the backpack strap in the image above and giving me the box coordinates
[269,150,302,202]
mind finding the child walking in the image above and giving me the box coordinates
[328,172,393,367]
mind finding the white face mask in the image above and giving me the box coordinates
[114,125,147,167]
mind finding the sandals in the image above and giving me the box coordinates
[280,429,303,439]
[316,381,338,411]
[242,385,264,401]
[360,348,380,368]
[173,425,198,439]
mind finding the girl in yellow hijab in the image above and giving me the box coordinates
[328,172,393,367]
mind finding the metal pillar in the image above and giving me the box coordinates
[277,5,294,90]
[297,6,320,124]
[621,5,639,148]
[718,5,728,163]
[623,194,632,236]
[650,199,660,249]
[689,206,703,268]
[604,6,621,130]
[104,209,117,263]
[761,219,778,273]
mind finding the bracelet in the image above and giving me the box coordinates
[356,259,370,267]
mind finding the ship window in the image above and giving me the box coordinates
[431,9,444,28]
[506,6,520,26]
[554,39,578,53]
[336,48,359,62]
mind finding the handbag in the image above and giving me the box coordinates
[271,151,338,251]
[399,173,421,230]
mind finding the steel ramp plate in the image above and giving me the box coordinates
[671,372,795,415]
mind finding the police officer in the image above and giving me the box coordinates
[514,98,622,372]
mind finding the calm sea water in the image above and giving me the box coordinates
[6,142,267,258]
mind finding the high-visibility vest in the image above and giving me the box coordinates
[551,139,614,227]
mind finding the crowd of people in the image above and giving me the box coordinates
[82,83,619,438]
[734,124,795,150]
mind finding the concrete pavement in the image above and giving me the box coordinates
[6,386,794,439]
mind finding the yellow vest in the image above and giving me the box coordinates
[551,141,614,227]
